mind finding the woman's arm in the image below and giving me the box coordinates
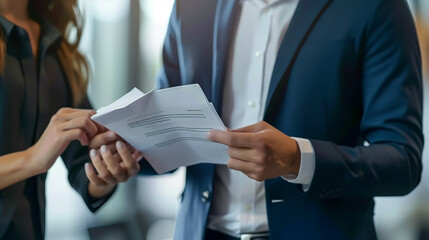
[0,108,98,189]
[0,150,38,189]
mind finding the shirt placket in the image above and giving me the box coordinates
[15,27,39,145]
[239,170,258,233]
[243,5,272,126]
[240,3,273,233]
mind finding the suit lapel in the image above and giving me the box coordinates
[211,0,240,115]
[265,0,332,111]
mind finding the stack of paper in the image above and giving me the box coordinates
[91,84,228,173]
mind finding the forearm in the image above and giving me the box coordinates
[309,140,422,198]
[0,148,41,189]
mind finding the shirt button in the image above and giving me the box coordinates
[254,50,261,57]
[201,190,211,203]
[248,101,256,108]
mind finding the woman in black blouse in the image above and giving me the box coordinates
[0,0,134,239]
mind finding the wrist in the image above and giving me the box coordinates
[23,146,45,176]
[285,137,316,189]
[88,181,116,199]
[291,139,301,176]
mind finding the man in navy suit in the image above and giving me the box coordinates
[88,0,423,239]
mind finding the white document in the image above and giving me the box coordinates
[91,84,228,174]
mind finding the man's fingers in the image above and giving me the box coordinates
[89,131,118,149]
[85,162,106,186]
[227,158,267,182]
[227,147,263,164]
[227,157,261,174]
[207,129,257,148]
[230,121,269,133]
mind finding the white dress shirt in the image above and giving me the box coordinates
[207,0,315,237]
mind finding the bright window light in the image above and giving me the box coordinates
[90,0,130,22]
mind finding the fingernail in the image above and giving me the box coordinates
[101,145,107,153]
[107,131,116,140]
[90,149,97,157]
[116,141,123,149]
[85,163,90,171]
[206,130,212,140]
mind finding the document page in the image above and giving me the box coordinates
[91,84,228,174]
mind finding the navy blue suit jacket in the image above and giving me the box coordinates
[141,0,423,239]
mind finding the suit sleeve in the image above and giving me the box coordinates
[308,0,423,198]
[157,1,182,90]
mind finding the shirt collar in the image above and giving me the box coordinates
[0,15,16,39]
[0,15,61,45]
[38,17,62,50]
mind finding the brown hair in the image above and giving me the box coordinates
[0,0,89,106]
[415,15,429,76]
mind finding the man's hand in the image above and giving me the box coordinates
[207,121,301,181]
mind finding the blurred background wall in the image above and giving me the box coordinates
[45,0,429,239]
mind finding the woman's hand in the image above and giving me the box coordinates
[85,131,142,198]
[27,108,99,174]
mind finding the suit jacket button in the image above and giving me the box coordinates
[201,190,211,203]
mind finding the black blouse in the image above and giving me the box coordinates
[0,16,101,240]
